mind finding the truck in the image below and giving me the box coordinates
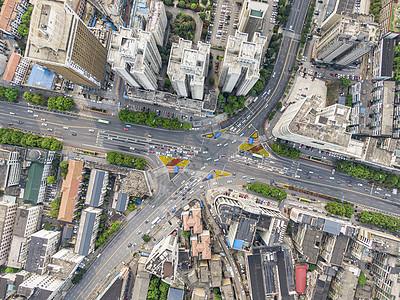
[206,173,213,180]
[152,217,160,225]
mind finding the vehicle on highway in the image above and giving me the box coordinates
[240,133,244,137]
[214,158,219,161]
[41,123,47,126]
[232,140,236,143]
[89,129,95,132]
[9,112,15,115]
[98,119,110,124]
[151,205,156,209]
[224,143,228,146]
[126,124,132,128]
[72,133,77,136]
[27,110,33,113]
[47,128,53,132]
[63,126,69,130]
[124,128,129,131]
[8,123,12,126]
[318,176,323,179]
[18,121,23,124]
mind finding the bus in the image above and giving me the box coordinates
[252,153,263,159]
[98,119,110,124]
[152,217,160,226]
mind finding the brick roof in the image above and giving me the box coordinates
[191,230,211,260]
[182,207,202,234]
[2,52,20,82]
[58,160,83,223]
[0,0,22,33]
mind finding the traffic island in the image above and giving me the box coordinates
[204,170,231,181]
[238,132,269,157]
[203,128,228,139]
[159,155,190,180]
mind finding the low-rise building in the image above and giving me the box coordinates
[113,192,129,212]
[182,206,202,234]
[0,270,30,300]
[210,254,222,287]
[74,207,102,256]
[372,37,394,80]
[145,233,179,284]
[85,169,108,207]
[58,160,84,223]
[47,248,84,280]
[0,0,29,37]
[132,257,151,300]
[17,274,63,299]
[330,262,360,300]
[191,230,211,260]
[25,230,60,275]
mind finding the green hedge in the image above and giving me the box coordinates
[359,211,400,232]
[247,181,287,201]
[95,222,120,248]
[119,109,192,130]
[270,142,300,159]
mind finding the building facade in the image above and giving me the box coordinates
[146,0,167,46]
[25,229,60,274]
[74,207,102,256]
[167,39,210,100]
[8,205,42,269]
[316,17,378,67]
[85,169,108,207]
[25,0,108,87]
[0,203,17,265]
[108,28,162,90]
[218,31,266,96]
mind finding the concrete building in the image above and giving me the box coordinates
[4,151,20,187]
[167,38,210,100]
[8,205,42,269]
[210,188,286,251]
[246,246,295,300]
[113,192,129,212]
[108,28,162,90]
[321,0,357,31]
[132,257,151,300]
[146,0,167,46]
[17,274,63,299]
[372,37,394,80]
[85,169,108,207]
[47,249,84,280]
[182,205,203,234]
[74,207,102,256]
[330,262,360,300]
[0,202,17,265]
[0,270,30,300]
[316,17,378,67]
[58,160,84,223]
[219,31,267,96]
[238,0,268,40]
[272,93,367,158]
[25,0,108,87]
[25,229,60,275]
[145,233,178,284]
[372,252,400,300]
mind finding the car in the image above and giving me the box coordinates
[9,112,15,115]
[336,180,342,184]
[8,123,13,126]
[126,124,132,128]
[207,157,212,161]
[124,127,129,131]
[217,143,222,147]
[318,176,323,179]
[240,133,244,137]
[224,143,228,146]
[232,140,237,143]
[18,121,23,124]
[40,118,46,121]
[27,110,33,113]
[347,184,353,187]
[89,129,95,132]
[72,133,77,136]
[33,114,39,118]
[214,158,220,162]
[63,126,69,130]
[47,128,53,132]
[41,123,47,126]
[221,155,226,157]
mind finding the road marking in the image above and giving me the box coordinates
[74,177,193,300]
[237,39,294,135]
[228,160,400,206]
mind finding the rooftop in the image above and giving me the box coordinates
[191,230,211,260]
[26,64,56,90]
[76,207,102,256]
[58,160,83,223]
[2,52,21,82]
[0,0,23,33]
[295,265,308,294]
[23,162,44,205]
[182,205,202,234]
[86,169,107,207]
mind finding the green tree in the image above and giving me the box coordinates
[209,77,215,85]
[4,88,19,102]
[49,197,61,218]
[182,231,191,238]
[46,176,56,185]
[199,12,206,21]
[143,235,151,243]
[358,271,367,286]
[325,202,346,216]
[340,77,351,88]
[182,122,192,130]
[190,3,197,10]
[164,0,173,6]
[178,0,185,7]
[127,203,136,211]
[60,161,68,177]
[43,222,54,231]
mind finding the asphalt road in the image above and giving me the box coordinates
[221,0,310,136]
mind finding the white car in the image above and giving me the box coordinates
[41,123,48,126]
[63,126,69,130]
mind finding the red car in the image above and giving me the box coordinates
[221,155,226,157]
[318,176,324,179]
[124,127,129,131]
[149,150,154,153]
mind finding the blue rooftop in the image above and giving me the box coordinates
[26,64,56,90]
[232,239,245,250]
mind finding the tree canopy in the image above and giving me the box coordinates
[270,142,300,159]
[359,211,400,232]
[106,151,147,170]
[0,128,62,151]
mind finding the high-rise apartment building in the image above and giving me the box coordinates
[219,31,267,96]
[25,230,60,274]
[238,0,268,40]
[74,207,102,256]
[379,0,400,38]
[167,39,210,100]
[320,0,357,31]
[146,0,167,46]
[8,205,43,269]
[85,169,108,207]
[316,17,378,67]
[0,202,17,265]
[4,152,20,188]
[108,28,162,90]
[25,0,108,87]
